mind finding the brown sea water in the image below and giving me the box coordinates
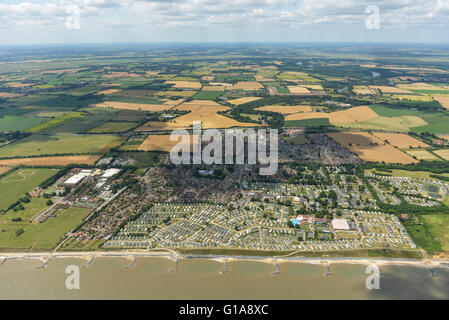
[1,257,448,299]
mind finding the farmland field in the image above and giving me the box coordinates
[0,155,101,166]
[88,122,139,133]
[0,168,57,211]
[371,133,430,148]
[434,149,449,160]
[137,100,257,130]
[228,97,262,105]
[90,101,176,112]
[193,91,223,100]
[0,135,122,158]
[255,105,313,114]
[327,132,418,164]
[0,116,52,132]
[138,134,198,152]
[405,150,440,161]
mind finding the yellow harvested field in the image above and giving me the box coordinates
[397,82,443,90]
[166,81,202,89]
[255,105,313,115]
[0,166,10,174]
[434,149,449,161]
[90,100,180,111]
[228,97,262,105]
[353,86,377,95]
[95,89,121,95]
[284,106,377,124]
[371,132,431,149]
[392,95,432,101]
[103,72,141,78]
[138,134,198,152]
[299,84,323,90]
[254,75,274,82]
[201,76,215,81]
[432,95,449,110]
[137,100,257,131]
[437,135,449,142]
[370,86,414,94]
[327,132,418,164]
[285,112,329,121]
[0,155,101,167]
[0,92,22,98]
[231,82,264,91]
[155,91,197,98]
[405,150,440,161]
[203,86,225,92]
[329,106,378,123]
[287,86,311,94]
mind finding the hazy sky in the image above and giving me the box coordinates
[0,0,449,44]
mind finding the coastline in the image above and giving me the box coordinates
[1,250,448,270]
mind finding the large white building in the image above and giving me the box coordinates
[331,219,350,231]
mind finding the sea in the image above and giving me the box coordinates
[1,257,449,299]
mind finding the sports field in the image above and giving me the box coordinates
[0,205,89,250]
[0,168,57,211]
[0,135,122,158]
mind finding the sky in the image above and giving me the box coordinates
[0,0,449,44]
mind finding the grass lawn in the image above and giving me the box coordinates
[0,116,52,132]
[88,122,139,133]
[0,206,89,250]
[0,168,57,211]
[422,215,449,251]
[0,135,122,158]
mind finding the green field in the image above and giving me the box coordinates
[362,104,449,134]
[0,168,57,211]
[26,112,85,133]
[283,135,309,145]
[284,118,330,127]
[193,91,223,100]
[0,135,122,158]
[0,116,51,132]
[422,215,449,251]
[88,121,139,133]
[0,206,89,250]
